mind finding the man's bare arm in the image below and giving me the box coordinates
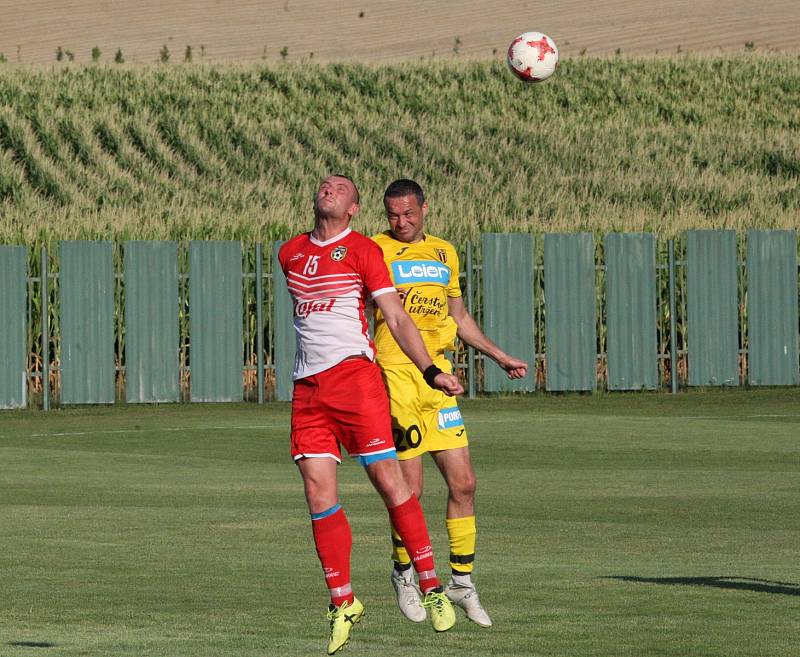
[448,296,528,379]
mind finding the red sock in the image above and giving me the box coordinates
[311,505,354,606]
[387,496,440,592]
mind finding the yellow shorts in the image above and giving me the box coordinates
[380,356,469,460]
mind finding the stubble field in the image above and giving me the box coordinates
[2,0,799,65]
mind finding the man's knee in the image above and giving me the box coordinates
[298,458,338,510]
[368,458,402,489]
[304,477,328,504]
[449,471,477,502]
[399,459,424,499]
[366,458,411,505]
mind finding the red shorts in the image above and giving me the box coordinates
[291,358,397,464]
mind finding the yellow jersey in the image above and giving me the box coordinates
[371,231,461,366]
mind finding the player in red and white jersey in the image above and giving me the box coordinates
[278,175,463,654]
[280,226,391,380]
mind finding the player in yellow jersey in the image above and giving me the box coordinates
[372,179,529,628]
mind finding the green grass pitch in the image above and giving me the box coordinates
[1,389,798,656]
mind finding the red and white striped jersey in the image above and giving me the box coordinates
[278,227,396,380]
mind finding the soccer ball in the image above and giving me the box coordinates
[506,32,559,82]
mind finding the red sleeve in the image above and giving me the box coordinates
[278,236,300,275]
[277,243,288,274]
[360,239,393,295]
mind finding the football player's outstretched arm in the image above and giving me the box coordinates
[448,296,529,380]
[374,291,464,396]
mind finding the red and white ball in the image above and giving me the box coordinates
[506,32,559,83]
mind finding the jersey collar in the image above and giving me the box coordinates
[310,227,352,247]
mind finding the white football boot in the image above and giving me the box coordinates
[444,580,492,627]
[390,568,426,622]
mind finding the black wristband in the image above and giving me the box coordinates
[422,364,444,388]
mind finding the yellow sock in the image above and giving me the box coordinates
[446,515,476,574]
[391,525,411,566]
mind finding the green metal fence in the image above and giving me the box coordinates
[188,241,244,402]
[481,233,536,393]
[686,230,740,386]
[1,231,798,409]
[544,233,597,392]
[0,245,27,408]
[272,241,295,402]
[59,241,116,404]
[746,231,800,386]
[124,241,180,403]
[605,233,658,390]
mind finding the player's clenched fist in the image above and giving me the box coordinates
[433,372,464,396]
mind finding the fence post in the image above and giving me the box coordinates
[466,241,475,399]
[256,243,264,404]
[668,239,678,394]
[41,246,50,411]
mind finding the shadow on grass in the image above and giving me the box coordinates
[7,642,57,648]
[604,575,800,596]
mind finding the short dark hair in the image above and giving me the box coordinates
[383,179,425,206]
[331,173,360,204]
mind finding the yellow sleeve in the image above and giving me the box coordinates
[446,243,461,298]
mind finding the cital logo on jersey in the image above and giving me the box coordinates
[330,246,347,261]
[392,260,450,285]
[295,298,335,318]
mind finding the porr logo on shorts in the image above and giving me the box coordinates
[331,246,347,261]
[437,406,464,429]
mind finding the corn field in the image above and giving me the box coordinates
[1,55,798,247]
